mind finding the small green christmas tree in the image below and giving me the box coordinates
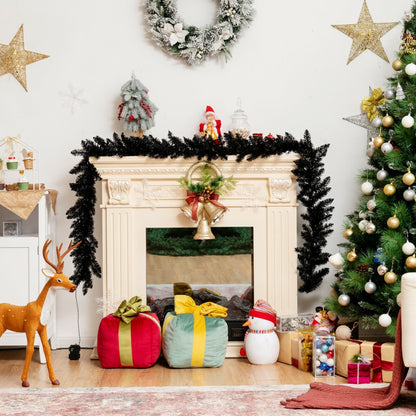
[325,4,416,338]
[117,73,158,137]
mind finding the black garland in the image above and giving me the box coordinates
[66,131,334,295]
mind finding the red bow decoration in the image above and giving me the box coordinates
[185,190,227,221]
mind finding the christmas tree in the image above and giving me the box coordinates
[325,6,416,338]
[117,73,158,137]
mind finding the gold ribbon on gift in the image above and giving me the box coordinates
[113,296,152,367]
[361,87,386,121]
[174,295,227,367]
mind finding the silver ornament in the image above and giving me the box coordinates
[383,88,395,100]
[367,199,376,211]
[381,141,393,153]
[372,117,383,128]
[405,11,414,22]
[402,240,416,256]
[403,188,416,201]
[367,142,375,157]
[365,222,376,234]
[376,169,388,181]
[338,293,350,306]
[359,219,369,231]
[377,264,388,275]
[365,281,377,294]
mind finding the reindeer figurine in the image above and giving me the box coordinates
[0,239,80,387]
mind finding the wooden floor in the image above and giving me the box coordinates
[0,348,348,389]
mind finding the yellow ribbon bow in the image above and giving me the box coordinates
[113,296,151,324]
[361,87,386,122]
[174,295,228,318]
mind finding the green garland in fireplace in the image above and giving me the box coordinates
[66,131,334,295]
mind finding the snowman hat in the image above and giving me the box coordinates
[248,299,277,326]
[205,105,215,116]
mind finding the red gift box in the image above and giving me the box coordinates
[97,311,161,368]
[348,362,371,384]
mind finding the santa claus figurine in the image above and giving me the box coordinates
[199,106,221,140]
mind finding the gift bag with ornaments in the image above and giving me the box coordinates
[162,295,228,368]
[97,296,161,368]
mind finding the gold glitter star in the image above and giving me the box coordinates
[332,1,399,64]
[0,25,49,91]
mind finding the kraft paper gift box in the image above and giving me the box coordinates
[335,339,394,382]
[277,331,298,364]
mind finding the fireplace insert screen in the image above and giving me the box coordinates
[146,227,254,341]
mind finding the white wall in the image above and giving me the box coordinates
[0,0,412,347]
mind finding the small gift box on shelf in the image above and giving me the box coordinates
[291,329,313,371]
[97,296,161,368]
[313,332,335,377]
[162,295,228,368]
[277,313,314,332]
[348,354,371,384]
[277,331,299,364]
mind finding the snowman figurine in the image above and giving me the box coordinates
[242,299,279,365]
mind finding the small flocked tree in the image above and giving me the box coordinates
[325,5,416,337]
[117,73,158,137]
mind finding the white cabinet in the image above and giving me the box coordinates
[0,193,55,362]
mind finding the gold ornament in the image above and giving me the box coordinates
[392,58,403,71]
[361,88,386,121]
[383,183,396,196]
[332,1,399,64]
[347,248,357,262]
[384,270,398,284]
[373,135,385,148]
[343,227,353,239]
[382,114,394,127]
[406,255,416,268]
[0,25,49,91]
[387,214,400,229]
[403,170,415,186]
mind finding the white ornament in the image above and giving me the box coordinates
[326,358,334,367]
[338,293,350,306]
[359,219,369,231]
[402,240,416,255]
[376,169,388,181]
[361,181,373,195]
[405,11,414,22]
[365,222,376,234]
[365,280,377,294]
[315,348,322,356]
[383,89,395,100]
[381,141,393,153]
[405,63,416,76]
[328,252,343,268]
[367,199,377,211]
[319,354,328,363]
[402,114,415,128]
[404,188,416,201]
[377,264,388,275]
[378,313,392,327]
[335,325,352,340]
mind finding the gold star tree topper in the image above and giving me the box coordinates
[332,1,399,64]
[0,25,49,91]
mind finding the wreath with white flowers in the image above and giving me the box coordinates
[145,0,254,65]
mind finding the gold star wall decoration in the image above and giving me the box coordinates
[332,0,399,64]
[0,24,49,91]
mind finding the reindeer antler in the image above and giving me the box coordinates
[42,239,81,274]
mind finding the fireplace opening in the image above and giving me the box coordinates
[146,227,254,341]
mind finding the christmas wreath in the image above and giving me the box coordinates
[145,0,254,64]
[67,132,334,295]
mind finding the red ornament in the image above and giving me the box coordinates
[266,133,275,139]
[128,115,135,121]
[326,350,334,359]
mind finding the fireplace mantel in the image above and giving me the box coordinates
[91,155,299,354]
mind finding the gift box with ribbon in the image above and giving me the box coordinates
[97,296,161,368]
[290,329,313,371]
[335,339,394,382]
[162,295,228,368]
[348,362,371,384]
[277,331,299,364]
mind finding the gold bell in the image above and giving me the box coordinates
[204,202,227,225]
[194,208,215,240]
[181,203,203,223]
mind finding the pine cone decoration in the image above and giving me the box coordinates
[355,263,369,274]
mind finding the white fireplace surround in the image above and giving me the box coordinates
[91,155,299,356]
